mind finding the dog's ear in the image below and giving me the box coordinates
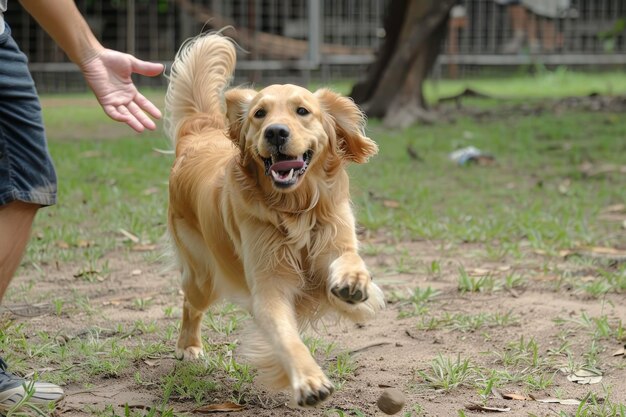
[315,88,378,163]
[225,88,256,142]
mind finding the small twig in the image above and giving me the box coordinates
[347,342,391,356]
[405,329,419,340]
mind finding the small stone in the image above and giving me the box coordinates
[377,388,405,415]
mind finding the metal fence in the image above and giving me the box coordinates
[3,0,625,92]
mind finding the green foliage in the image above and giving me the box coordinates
[417,354,475,391]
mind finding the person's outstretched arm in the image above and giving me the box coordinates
[19,0,164,132]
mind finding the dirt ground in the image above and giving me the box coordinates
[4,231,625,417]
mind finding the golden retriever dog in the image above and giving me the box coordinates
[164,33,385,407]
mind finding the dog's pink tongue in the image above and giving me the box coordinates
[270,160,305,172]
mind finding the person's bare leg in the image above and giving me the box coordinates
[0,201,65,409]
[0,201,38,301]
[526,12,540,52]
[540,19,558,51]
[503,5,528,53]
[509,5,527,34]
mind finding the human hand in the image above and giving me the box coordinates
[80,49,164,132]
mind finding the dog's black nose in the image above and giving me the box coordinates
[264,124,290,147]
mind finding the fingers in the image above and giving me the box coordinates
[102,93,160,132]
[130,55,165,77]
[128,101,157,131]
[103,103,152,133]
[135,92,162,120]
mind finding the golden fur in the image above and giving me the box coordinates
[165,33,384,407]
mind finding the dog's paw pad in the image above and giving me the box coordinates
[331,271,370,304]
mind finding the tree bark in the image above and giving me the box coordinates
[350,0,456,128]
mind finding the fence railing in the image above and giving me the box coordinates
[3,0,624,92]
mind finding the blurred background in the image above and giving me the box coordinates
[5,0,626,93]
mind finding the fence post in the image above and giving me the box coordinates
[127,0,136,56]
[308,0,322,69]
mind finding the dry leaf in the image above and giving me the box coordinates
[585,246,625,255]
[131,269,142,276]
[612,345,625,357]
[143,359,160,367]
[579,163,626,177]
[601,204,625,214]
[567,368,603,385]
[501,392,530,401]
[132,244,157,252]
[561,246,626,262]
[532,274,560,282]
[119,228,140,243]
[193,402,245,413]
[465,403,510,412]
[558,179,571,194]
[469,268,491,276]
[383,199,400,209]
[56,241,70,249]
[534,397,580,405]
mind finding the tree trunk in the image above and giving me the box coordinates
[350,0,455,128]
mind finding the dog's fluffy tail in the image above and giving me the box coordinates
[164,33,236,146]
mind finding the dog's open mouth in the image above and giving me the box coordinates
[263,150,313,188]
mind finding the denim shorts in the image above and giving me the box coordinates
[0,24,57,207]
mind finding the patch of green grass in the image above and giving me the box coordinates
[424,69,626,102]
[24,129,171,266]
[160,361,220,404]
[414,310,518,333]
[391,286,441,318]
[557,311,625,342]
[203,303,249,336]
[328,351,357,388]
[457,268,499,293]
[493,336,544,368]
[304,335,337,358]
[571,389,626,417]
[416,354,476,391]
[351,106,626,252]
[324,408,368,417]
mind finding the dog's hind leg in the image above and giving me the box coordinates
[176,300,204,360]
[176,268,216,360]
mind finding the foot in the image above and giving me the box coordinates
[0,357,64,411]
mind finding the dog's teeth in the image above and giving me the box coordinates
[286,169,294,181]
[271,170,279,180]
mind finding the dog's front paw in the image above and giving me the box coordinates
[328,254,385,322]
[330,269,370,304]
[175,345,204,361]
[293,373,334,407]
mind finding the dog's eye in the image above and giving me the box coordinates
[254,108,266,119]
[296,107,309,116]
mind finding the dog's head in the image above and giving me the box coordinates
[226,85,377,192]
